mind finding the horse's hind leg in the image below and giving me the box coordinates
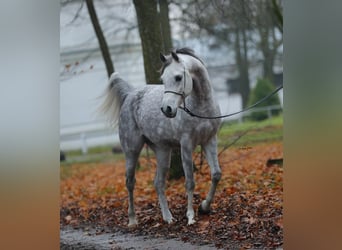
[123,138,144,226]
[199,136,222,213]
[153,147,173,223]
[125,153,140,226]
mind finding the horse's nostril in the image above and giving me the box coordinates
[161,105,176,118]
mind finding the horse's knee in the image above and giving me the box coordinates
[185,179,195,192]
[126,176,136,191]
[212,170,221,183]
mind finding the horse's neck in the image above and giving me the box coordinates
[189,66,214,106]
[181,55,215,109]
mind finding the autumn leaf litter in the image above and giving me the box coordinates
[60,142,283,249]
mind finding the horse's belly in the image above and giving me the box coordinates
[193,121,219,144]
[142,124,181,148]
[141,119,219,148]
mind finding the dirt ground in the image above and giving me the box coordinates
[60,226,217,249]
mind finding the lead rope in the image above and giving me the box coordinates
[180,85,283,119]
[163,64,283,119]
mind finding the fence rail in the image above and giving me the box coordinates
[60,105,282,154]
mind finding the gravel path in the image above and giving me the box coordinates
[60,227,217,250]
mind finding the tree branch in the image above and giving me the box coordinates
[66,0,84,26]
[271,0,283,33]
[85,0,114,77]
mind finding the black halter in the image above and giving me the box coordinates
[163,90,185,98]
[163,65,187,100]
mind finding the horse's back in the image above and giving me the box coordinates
[118,85,166,143]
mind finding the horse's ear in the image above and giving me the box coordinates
[171,51,179,62]
[160,53,167,63]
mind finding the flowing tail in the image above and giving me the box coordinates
[99,72,133,126]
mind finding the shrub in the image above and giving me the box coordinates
[247,78,281,121]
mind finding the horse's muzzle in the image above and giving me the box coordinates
[161,106,177,118]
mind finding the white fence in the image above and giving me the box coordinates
[60,105,282,154]
[60,121,119,153]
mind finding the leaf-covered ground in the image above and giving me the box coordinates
[60,142,283,249]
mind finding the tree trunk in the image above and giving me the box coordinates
[260,28,275,84]
[158,0,173,53]
[235,28,250,108]
[133,0,164,84]
[241,27,250,108]
[85,0,114,78]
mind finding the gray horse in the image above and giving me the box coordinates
[101,48,222,226]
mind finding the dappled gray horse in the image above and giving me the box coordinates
[101,48,222,226]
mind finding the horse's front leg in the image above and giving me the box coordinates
[180,140,196,225]
[154,148,173,223]
[199,135,222,213]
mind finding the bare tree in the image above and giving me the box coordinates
[271,0,283,34]
[171,0,282,106]
[61,0,141,81]
[231,0,252,108]
[253,0,282,84]
[171,0,252,107]
[86,0,114,78]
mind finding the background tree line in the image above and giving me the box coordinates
[62,0,282,104]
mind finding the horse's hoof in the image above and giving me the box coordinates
[187,218,196,225]
[128,218,138,227]
[198,201,211,214]
[164,217,174,224]
[198,205,211,214]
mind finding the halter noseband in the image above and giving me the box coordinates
[163,90,185,98]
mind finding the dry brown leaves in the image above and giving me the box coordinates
[60,142,283,248]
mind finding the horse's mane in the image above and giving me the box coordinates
[160,47,204,74]
[175,47,205,65]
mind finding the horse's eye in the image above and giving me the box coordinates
[175,75,182,82]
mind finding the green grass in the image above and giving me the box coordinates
[218,115,283,148]
[64,145,115,157]
[61,115,283,165]
[60,148,125,167]
[219,115,283,135]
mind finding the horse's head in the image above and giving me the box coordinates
[159,51,193,118]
